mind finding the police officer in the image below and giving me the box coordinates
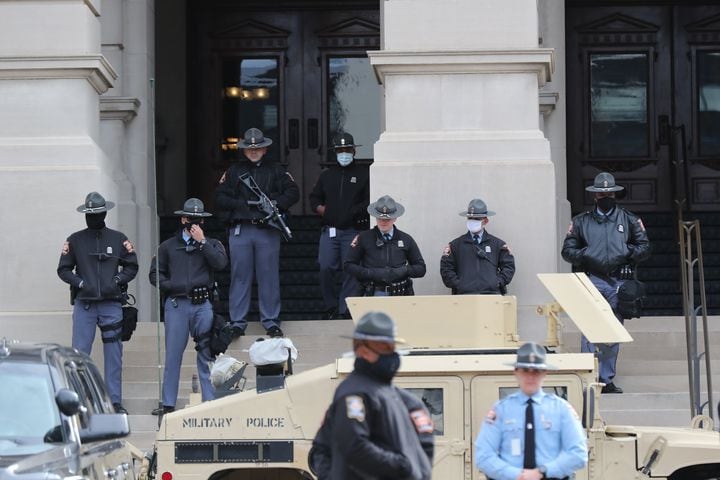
[149,198,228,415]
[475,342,588,480]
[215,128,299,338]
[57,192,138,414]
[309,132,370,319]
[561,172,650,394]
[311,311,434,480]
[441,198,515,294]
[345,195,426,296]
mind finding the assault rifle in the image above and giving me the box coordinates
[239,172,293,241]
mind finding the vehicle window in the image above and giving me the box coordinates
[499,386,568,400]
[67,363,105,415]
[405,388,444,436]
[0,361,60,444]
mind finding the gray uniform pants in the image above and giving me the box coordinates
[581,273,625,383]
[318,227,359,314]
[72,300,123,404]
[228,224,281,330]
[163,297,215,407]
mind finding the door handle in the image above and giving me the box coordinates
[307,118,319,150]
[288,119,299,150]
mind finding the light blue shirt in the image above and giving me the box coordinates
[474,389,588,480]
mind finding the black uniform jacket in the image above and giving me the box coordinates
[440,231,515,294]
[57,227,138,302]
[344,227,426,286]
[215,159,300,224]
[313,370,434,480]
[308,162,370,230]
[561,207,651,277]
[149,230,228,297]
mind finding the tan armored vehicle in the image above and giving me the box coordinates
[151,273,720,479]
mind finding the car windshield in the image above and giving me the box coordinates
[0,360,60,445]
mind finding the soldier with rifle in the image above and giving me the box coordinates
[216,128,300,338]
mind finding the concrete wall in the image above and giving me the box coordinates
[371,0,556,340]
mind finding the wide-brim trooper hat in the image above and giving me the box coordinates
[239,127,273,149]
[76,191,115,214]
[585,172,624,193]
[459,198,495,218]
[342,311,406,344]
[332,132,362,149]
[174,198,212,217]
[504,342,557,370]
[367,195,405,219]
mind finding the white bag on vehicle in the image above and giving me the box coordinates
[249,338,298,366]
[210,353,246,389]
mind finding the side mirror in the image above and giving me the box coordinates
[79,413,130,442]
[56,389,81,416]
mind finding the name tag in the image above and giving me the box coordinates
[485,246,491,253]
[350,176,357,183]
[329,227,337,238]
[397,240,404,248]
[511,438,521,456]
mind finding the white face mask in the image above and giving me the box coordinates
[467,219,484,233]
[336,152,354,167]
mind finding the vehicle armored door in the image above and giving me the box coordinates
[394,376,466,479]
[470,375,587,480]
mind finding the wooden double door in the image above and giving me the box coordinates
[567,2,720,213]
[188,1,381,214]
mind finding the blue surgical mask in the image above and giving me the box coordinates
[336,152,354,167]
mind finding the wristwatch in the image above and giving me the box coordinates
[199,238,207,246]
[537,465,547,478]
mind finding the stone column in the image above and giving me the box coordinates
[370,0,555,339]
[0,0,117,320]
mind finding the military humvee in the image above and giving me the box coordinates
[151,273,720,480]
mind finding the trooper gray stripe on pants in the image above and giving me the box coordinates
[581,273,625,383]
[228,224,281,330]
[72,300,123,404]
[162,297,215,407]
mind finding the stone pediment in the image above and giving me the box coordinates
[576,13,660,34]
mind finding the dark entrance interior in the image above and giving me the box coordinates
[566,2,720,313]
[155,0,381,320]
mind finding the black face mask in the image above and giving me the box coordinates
[85,212,106,230]
[596,196,616,213]
[354,352,401,383]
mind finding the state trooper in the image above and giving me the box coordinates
[475,342,588,480]
[57,192,138,414]
[441,198,515,294]
[310,312,434,480]
[561,172,650,394]
[149,198,228,416]
[215,128,299,338]
[309,132,370,319]
[344,195,426,296]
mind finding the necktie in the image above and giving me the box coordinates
[524,399,536,469]
[473,234,480,245]
[383,234,392,242]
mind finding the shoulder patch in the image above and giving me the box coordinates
[61,241,70,256]
[566,222,574,235]
[637,218,646,231]
[502,243,513,255]
[410,409,434,434]
[350,234,359,248]
[345,395,365,422]
[484,408,496,424]
[442,244,451,256]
